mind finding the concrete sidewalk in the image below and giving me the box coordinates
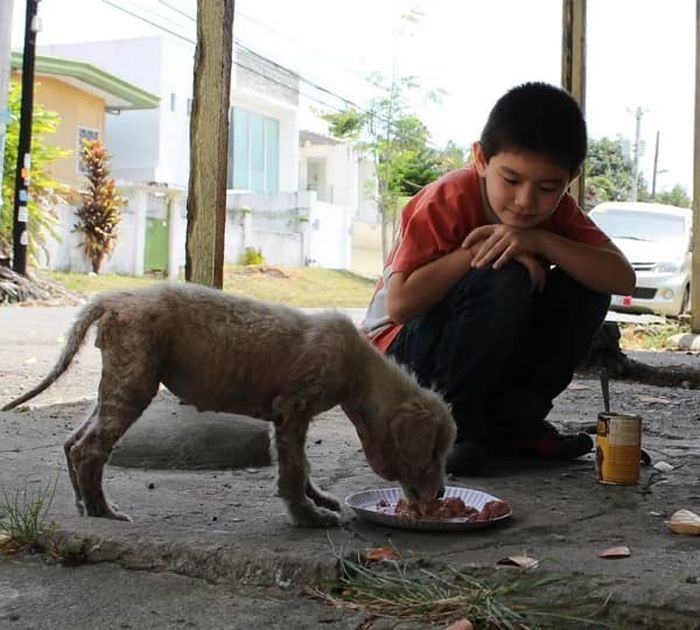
[1,305,700,628]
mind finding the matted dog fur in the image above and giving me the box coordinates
[3,283,455,527]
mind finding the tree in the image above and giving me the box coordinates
[655,184,691,208]
[0,79,69,265]
[73,138,125,273]
[584,136,635,209]
[323,74,442,259]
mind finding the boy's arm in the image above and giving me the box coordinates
[386,247,474,324]
[465,224,635,295]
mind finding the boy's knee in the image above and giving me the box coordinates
[453,262,533,324]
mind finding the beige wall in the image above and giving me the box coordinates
[351,220,383,278]
[11,72,105,188]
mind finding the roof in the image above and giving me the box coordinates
[299,130,343,147]
[11,51,159,111]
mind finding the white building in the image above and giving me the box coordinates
[36,36,377,276]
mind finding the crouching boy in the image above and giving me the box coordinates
[362,81,635,475]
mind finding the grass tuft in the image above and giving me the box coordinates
[308,552,611,629]
[0,478,58,553]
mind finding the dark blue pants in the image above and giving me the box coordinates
[387,262,610,446]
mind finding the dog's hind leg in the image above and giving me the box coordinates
[63,409,95,516]
[274,419,341,528]
[304,455,341,513]
[68,350,159,521]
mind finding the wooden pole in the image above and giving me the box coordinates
[185,0,234,288]
[561,0,587,209]
[691,0,700,331]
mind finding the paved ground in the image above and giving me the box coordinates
[1,305,700,629]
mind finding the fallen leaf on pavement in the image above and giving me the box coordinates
[653,461,674,472]
[597,545,631,559]
[638,395,671,404]
[497,554,539,569]
[446,619,474,630]
[567,383,590,390]
[666,509,700,535]
[365,546,401,562]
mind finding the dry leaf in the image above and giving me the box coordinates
[653,461,674,473]
[597,545,631,558]
[497,554,539,569]
[365,546,401,562]
[446,619,474,630]
[638,395,671,404]
[0,531,11,546]
[666,509,700,535]
[567,383,590,391]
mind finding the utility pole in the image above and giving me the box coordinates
[561,0,586,209]
[692,0,700,332]
[631,106,644,202]
[185,0,234,288]
[0,0,15,250]
[12,0,40,275]
[651,130,660,198]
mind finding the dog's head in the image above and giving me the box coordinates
[353,386,456,505]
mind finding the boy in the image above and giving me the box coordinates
[362,82,635,475]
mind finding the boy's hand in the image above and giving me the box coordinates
[514,253,547,294]
[462,224,540,269]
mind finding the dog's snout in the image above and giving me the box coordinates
[407,487,420,501]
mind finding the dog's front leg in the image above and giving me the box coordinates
[274,419,341,528]
[304,455,341,513]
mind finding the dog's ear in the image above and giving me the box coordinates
[389,402,438,471]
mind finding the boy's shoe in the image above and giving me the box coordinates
[446,438,487,475]
[503,423,593,460]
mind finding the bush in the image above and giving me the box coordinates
[240,247,265,266]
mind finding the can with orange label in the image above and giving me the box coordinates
[596,412,642,485]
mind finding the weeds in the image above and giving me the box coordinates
[309,552,610,629]
[619,318,690,351]
[0,478,58,553]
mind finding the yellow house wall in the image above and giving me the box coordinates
[11,72,105,189]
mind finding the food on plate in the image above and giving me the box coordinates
[472,499,511,521]
[374,496,509,521]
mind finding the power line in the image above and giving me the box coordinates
[97,0,444,148]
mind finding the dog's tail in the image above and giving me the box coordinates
[2,298,108,411]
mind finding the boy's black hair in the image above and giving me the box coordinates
[480,82,587,175]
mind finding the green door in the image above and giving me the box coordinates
[145,217,169,274]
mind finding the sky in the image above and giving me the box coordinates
[9,0,697,195]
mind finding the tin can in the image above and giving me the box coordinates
[596,412,642,485]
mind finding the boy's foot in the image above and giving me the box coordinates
[501,422,593,460]
[446,438,487,475]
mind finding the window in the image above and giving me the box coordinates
[227,106,279,193]
[77,127,100,173]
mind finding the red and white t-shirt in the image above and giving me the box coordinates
[362,165,609,353]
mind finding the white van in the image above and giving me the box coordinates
[588,202,692,317]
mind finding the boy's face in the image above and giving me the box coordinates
[473,142,575,228]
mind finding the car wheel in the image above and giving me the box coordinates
[679,285,691,315]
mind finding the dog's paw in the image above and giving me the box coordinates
[307,489,342,513]
[287,501,343,528]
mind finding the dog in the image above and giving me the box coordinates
[2,283,455,527]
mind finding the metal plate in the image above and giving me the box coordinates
[345,486,512,531]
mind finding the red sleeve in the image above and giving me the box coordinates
[389,169,480,275]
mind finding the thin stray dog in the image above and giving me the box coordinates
[2,283,456,527]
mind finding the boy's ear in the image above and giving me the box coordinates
[473,142,488,176]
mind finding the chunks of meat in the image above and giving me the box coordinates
[380,496,509,521]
